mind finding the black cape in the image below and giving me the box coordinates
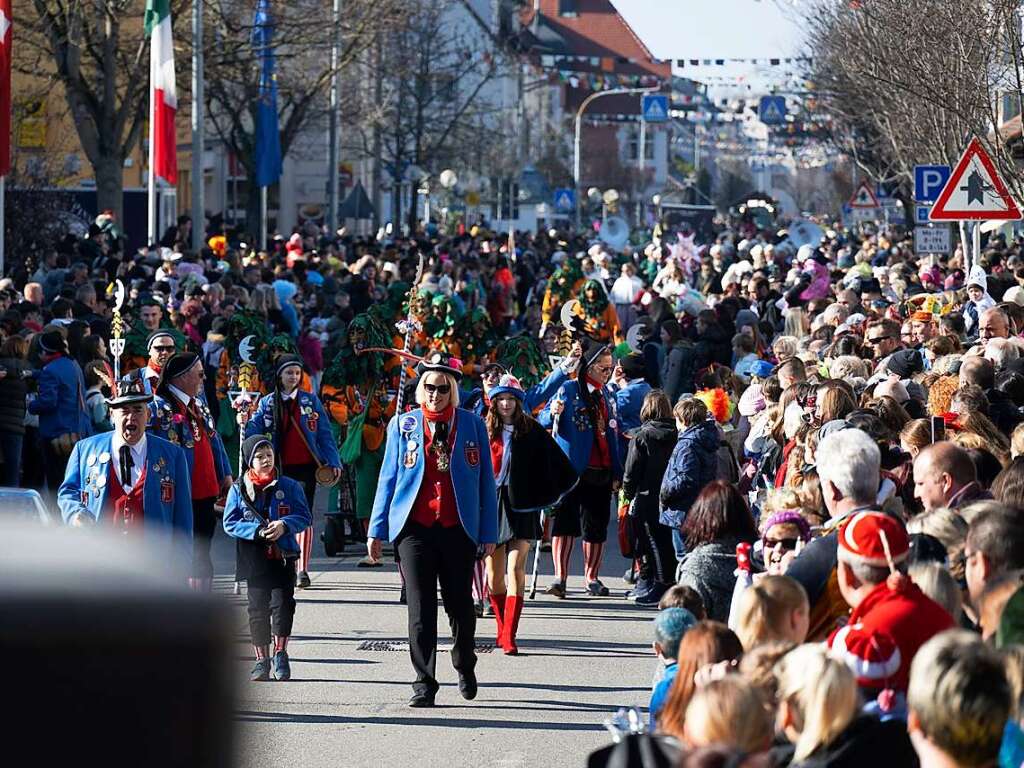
[507,419,579,512]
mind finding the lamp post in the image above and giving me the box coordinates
[573,85,660,230]
[439,168,458,230]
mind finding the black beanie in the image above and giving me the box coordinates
[241,434,273,470]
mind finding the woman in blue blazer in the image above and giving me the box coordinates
[224,435,312,683]
[244,354,341,588]
[538,339,622,598]
[367,352,498,708]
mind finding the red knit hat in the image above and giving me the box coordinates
[830,624,902,690]
[837,511,909,569]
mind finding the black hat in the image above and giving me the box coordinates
[886,349,923,379]
[274,354,306,382]
[582,338,609,369]
[241,434,273,470]
[482,361,507,376]
[619,353,646,380]
[160,352,201,384]
[38,330,67,355]
[416,351,464,382]
[106,375,154,410]
[146,329,176,350]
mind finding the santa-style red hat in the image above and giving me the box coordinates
[837,511,909,569]
[830,624,902,690]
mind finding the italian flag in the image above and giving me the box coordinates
[145,0,177,184]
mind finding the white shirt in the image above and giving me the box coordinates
[143,366,160,381]
[495,425,513,487]
[110,435,148,491]
[609,275,642,304]
[280,389,298,402]
[168,384,193,408]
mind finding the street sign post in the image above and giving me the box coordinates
[914,165,951,204]
[758,96,786,125]
[849,181,881,210]
[914,225,951,255]
[641,94,668,123]
[553,188,575,212]
[929,137,1022,221]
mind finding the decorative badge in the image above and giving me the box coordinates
[609,418,618,431]
[399,414,417,434]
[465,441,480,467]
[160,479,174,503]
[404,451,416,469]
[99,451,111,464]
[278,503,290,517]
[275,490,285,500]
[87,454,96,467]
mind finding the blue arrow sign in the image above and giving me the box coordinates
[642,94,669,123]
[758,96,786,125]
[914,165,951,203]
[553,188,576,212]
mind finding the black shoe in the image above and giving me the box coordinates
[544,581,566,599]
[297,571,311,589]
[399,585,407,604]
[458,669,478,700]
[408,690,436,708]
[587,580,610,596]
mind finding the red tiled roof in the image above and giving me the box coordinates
[523,0,670,80]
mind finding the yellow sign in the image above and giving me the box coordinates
[18,100,46,149]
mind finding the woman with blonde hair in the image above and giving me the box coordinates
[772,645,916,766]
[683,676,773,754]
[954,409,1011,466]
[733,575,809,651]
[899,418,932,459]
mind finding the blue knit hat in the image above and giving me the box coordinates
[488,373,526,403]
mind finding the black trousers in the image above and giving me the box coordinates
[396,522,478,694]
[636,518,678,585]
[247,583,297,645]
[192,496,218,580]
[283,463,317,509]
[43,440,72,501]
[551,473,613,543]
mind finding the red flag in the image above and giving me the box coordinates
[0,0,11,176]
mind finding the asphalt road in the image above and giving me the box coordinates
[211,506,657,768]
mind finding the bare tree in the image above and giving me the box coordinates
[202,0,402,233]
[16,0,190,223]
[804,0,1024,222]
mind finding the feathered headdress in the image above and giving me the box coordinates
[694,388,734,425]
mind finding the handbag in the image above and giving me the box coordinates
[617,498,635,559]
[339,384,375,465]
[287,408,338,487]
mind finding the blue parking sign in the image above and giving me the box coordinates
[914,165,951,203]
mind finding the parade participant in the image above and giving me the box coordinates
[541,257,584,334]
[29,330,94,496]
[245,354,342,588]
[122,297,176,371]
[223,435,312,682]
[483,374,577,654]
[149,352,233,591]
[540,340,622,598]
[124,330,179,394]
[367,353,498,707]
[57,378,192,573]
[463,340,581,420]
[578,279,621,344]
[452,307,499,378]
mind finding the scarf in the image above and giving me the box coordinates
[422,403,455,446]
[248,468,277,489]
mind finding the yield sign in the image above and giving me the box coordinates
[930,136,1022,221]
[849,181,880,209]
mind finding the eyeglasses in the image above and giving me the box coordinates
[592,365,613,374]
[764,537,799,550]
[482,368,503,379]
[423,383,451,395]
[865,336,893,345]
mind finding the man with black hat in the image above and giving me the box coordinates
[28,330,93,497]
[57,378,193,572]
[124,330,179,395]
[463,342,581,420]
[148,352,232,590]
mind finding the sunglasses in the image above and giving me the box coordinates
[764,537,799,550]
[424,383,451,395]
[865,336,893,345]
[152,345,176,353]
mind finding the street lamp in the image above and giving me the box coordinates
[438,169,458,230]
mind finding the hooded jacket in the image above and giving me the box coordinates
[659,419,719,528]
[768,714,917,768]
[622,418,677,523]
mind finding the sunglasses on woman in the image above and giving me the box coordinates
[424,383,451,395]
[764,537,799,550]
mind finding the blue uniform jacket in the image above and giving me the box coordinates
[369,407,498,545]
[243,389,341,468]
[538,379,623,479]
[57,432,193,570]
[29,355,93,439]
[463,367,569,417]
[222,475,311,555]
[147,394,231,487]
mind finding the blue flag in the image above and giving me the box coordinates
[252,0,281,187]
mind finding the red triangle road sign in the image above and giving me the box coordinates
[848,181,880,209]
[930,136,1022,221]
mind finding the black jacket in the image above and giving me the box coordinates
[661,342,697,404]
[507,419,579,512]
[695,324,732,370]
[0,357,30,435]
[768,714,918,768]
[622,419,677,523]
[985,387,1022,436]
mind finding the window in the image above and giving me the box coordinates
[627,127,655,162]
[558,0,577,17]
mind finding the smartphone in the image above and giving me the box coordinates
[930,416,945,443]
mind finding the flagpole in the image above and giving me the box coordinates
[148,81,156,246]
[191,0,205,253]
[260,185,268,250]
[0,176,5,277]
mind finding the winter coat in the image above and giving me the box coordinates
[622,419,677,523]
[676,537,743,622]
[768,715,918,768]
[660,420,719,528]
[0,357,29,434]
[695,324,732,370]
[504,419,579,512]
[661,341,697,404]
